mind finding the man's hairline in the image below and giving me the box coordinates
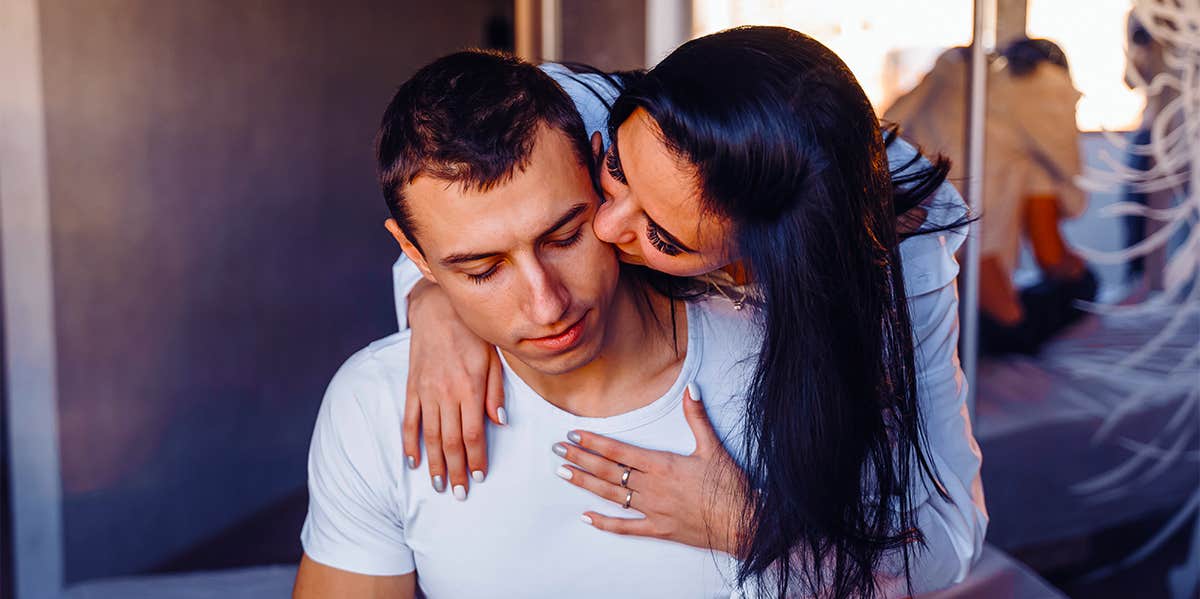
[393,122,596,258]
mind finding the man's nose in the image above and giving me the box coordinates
[593,194,639,246]
[524,262,571,327]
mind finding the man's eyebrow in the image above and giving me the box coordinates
[646,215,698,253]
[536,203,589,240]
[440,250,501,267]
[439,203,590,267]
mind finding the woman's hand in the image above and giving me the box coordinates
[405,279,505,500]
[553,384,748,556]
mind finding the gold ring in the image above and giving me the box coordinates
[622,489,633,509]
[620,467,631,488]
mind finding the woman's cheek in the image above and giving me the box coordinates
[641,245,717,278]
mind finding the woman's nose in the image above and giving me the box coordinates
[593,195,638,245]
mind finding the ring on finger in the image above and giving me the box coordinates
[622,489,634,509]
[619,466,632,488]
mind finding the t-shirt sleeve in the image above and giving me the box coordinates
[301,362,415,576]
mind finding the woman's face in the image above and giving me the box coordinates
[592,108,734,277]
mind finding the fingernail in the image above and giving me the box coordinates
[472,470,486,483]
[497,407,508,426]
[556,465,573,480]
[580,514,593,525]
[567,431,582,444]
[432,475,445,493]
[687,382,702,402]
[552,443,568,457]
[407,455,417,469]
[453,485,467,501]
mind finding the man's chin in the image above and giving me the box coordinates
[510,339,601,376]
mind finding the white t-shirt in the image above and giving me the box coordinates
[302,299,759,598]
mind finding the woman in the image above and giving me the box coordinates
[395,27,986,597]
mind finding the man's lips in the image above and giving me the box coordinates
[525,313,588,352]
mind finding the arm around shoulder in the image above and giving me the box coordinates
[393,254,425,331]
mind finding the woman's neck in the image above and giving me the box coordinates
[720,261,750,285]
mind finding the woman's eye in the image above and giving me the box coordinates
[646,223,683,256]
[605,150,627,184]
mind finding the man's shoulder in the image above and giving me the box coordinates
[322,331,413,419]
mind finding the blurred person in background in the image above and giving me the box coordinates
[885,38,1096,356]
[1123,10,1186,287]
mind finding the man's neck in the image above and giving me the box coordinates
[503,274,688,418]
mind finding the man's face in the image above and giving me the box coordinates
[392,125,621,375]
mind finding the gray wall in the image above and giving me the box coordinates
[561,0,646,71]
[35,0,506,583]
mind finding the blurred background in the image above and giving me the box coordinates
[1,1,1196,598]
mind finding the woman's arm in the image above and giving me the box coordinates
[394,254,504,498]
[897,279,989,593]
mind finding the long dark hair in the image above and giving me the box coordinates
[608,27,950,598]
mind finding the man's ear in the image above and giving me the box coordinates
[590,131,604,163]
[384,218,437,283]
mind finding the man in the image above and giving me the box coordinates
[292,50,754,598]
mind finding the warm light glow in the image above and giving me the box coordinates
[693,0,972,115]
[693,0,1144,132]
[1028,0,1144,131]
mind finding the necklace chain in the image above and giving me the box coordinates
[700,271,749,310]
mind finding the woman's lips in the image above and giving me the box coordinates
[616,248,644,265]
[525,313,588,352]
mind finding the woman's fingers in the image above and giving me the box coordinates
[405,279,498,498]
[567,430,656,472]
[580,512,658,538]
[461,401,488,485]
[682,382,718,456]
[485,350,507,426]
[554,442,632,489]
[556,465,638,509]
[401,384,423,469]
[421,403,447,494]
[439,406,471,500]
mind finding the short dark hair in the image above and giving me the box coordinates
[1002,37,1070,77]
[375,50,592,250]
